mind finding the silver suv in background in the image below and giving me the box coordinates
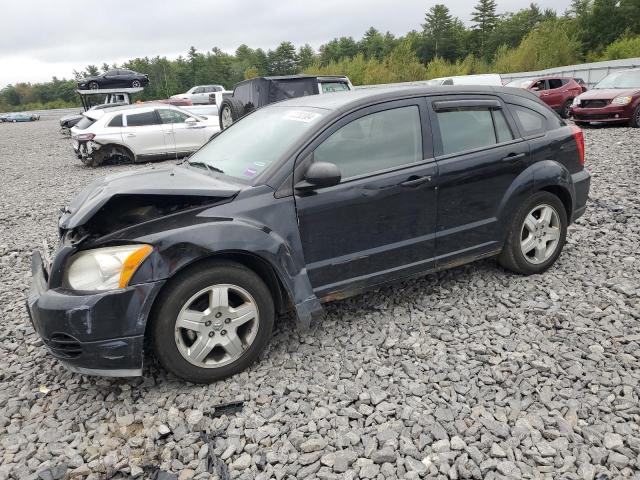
[171,85,226,104]
[69,104,220,166]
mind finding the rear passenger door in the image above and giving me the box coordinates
[122,110,169,159]
[540,78,564,109]
[429,96,530,265]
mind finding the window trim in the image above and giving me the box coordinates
[508,102,548,139]
[428,94,523,159]
[291,98,434,190]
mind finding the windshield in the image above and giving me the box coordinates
[188,106,327,181]
[506,78,535,88]
[320,81,350,93]
[594,70,640,89]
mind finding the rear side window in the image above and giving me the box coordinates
[314,105,423,179]
[75,117,96,130]
[436,108,514,155]
[509,104,546,136]
[548,79,563,89]
[108,114,123,127]
[126,111,158,127]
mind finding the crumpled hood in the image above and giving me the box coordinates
[60,165,241,229]
[578,88,640,101]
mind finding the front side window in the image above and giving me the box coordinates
[193,87,204,94]
[125,111,158,127]
[314,106,423,179]
[158,109,191,124]
[436,107,514,156]
[105,70,118,76]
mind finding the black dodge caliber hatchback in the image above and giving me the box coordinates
[28,86,590,383]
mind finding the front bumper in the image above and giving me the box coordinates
[571,169,590,223]
[26,250,165,376]
[571,104,633,123]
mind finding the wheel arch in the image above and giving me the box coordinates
[143,250,292,343]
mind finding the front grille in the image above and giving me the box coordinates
[574,113,613,120]
[45,333,82,359]
[581,99,610,108]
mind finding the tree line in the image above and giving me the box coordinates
[2,0,640,112]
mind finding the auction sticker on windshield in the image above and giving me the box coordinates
[284,110,322,123]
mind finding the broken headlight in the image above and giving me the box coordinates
[63,245,153,291]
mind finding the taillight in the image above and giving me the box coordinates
[75,133,95,141]
[570,124,585,166]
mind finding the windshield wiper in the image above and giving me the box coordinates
[189,161,224,174]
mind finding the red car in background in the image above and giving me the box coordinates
[570,68,640,128]
[505,77,585,118]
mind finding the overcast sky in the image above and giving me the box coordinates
[1,0,572,87]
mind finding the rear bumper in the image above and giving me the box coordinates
[571,170,590,223]
[26,250,165,376]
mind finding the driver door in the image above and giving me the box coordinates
[158,108,208,157]
[294,99,438,298]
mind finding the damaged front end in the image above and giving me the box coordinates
[27,165,243,376]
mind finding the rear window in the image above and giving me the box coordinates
[126,111,158,127]
[320,81,350,93]
[108,114,123,127]
[75,117,96,130]
[436,107,514,155]
[509,104,546,136]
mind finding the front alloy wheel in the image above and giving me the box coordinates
[151,260,274,383]
[88,81,99,90]
[131,80,141,88]
[175,284,259,368]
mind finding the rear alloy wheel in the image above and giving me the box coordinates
[131,80,142,88]
[560,99,573,119]
[220,104,233,129]
[88,81,99,90]
[151,261,274,383]
[498,191,567,274]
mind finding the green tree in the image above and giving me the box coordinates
[267,41,299,75]
[298,44,317,70]
[472,0,499,56]
[420,4,458,61]
[359,27,386,60]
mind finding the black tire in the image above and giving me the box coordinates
[218,97,245,130]
[628,105,640,128]
[560,99,573,119]
[131,79,141,88]
[80,156,103,167]
[88,81,99,90]
[150,260,274,383]
[498,191,567,275]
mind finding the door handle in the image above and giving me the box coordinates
[501,153,525,162]
[400,175,431,187]
[126,133,135,137]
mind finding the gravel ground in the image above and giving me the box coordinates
[0,117,639,480]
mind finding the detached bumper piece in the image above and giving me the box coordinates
[571,170,590,222]
[26,250,164,377]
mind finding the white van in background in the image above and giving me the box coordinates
[426,74,503,86]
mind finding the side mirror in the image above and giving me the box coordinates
[185,117,198,126]
[295,162,341,192]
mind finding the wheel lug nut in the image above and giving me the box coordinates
[221,330,227,336]
[205,321,211,326]
[225,318,230,323]
[208,331,214,337]
[215,312,222,318]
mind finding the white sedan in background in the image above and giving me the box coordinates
[70,104,220,167]
[170,85,226,104]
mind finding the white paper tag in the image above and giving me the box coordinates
[284,110,321,123]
